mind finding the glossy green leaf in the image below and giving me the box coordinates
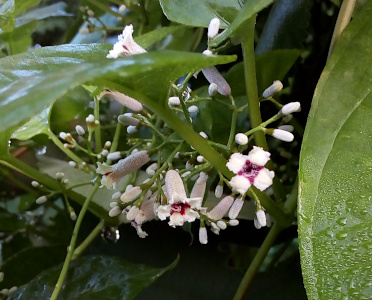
[0,45,235,133]
[0,128,12,156]
[0,0,15,32]
[0,20,37,54]
[14,0,40,16]
[9,255,178,299]
[298,3,372,300]
[255,0,312,54]
[11,105,51,140]
[159,0,243,29]
[210,0,274,47]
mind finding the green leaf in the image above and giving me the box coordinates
[0,20,37,54]
[9,255,178,299]
[255,0,313,54]
[0,45,236,133]
[13,0,40,16]
[159,0,243,29]
[0,0,15,32]
[135,25,185,49]
[11,105,51,140]
[210,0,274,47]
[298,3,372,300]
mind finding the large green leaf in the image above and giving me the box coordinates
[9,255,178,299]
[0,45,236,133]
[0,0,14,32]
[159,0,243,28]
[298,3,372,300]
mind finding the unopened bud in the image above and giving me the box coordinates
[202,49,213,56]
[199,131,208,139]
[214,184,223,198]
[70,212,77,221]
[31,181,39,188]
[270,129,294,142]
[208,18,220,38]
[146,163,158,176]
[256,209,266,227]
[208,83,218,97]
[104,90,143,112]
[196,155,205,163]
[36,196,47,204]
[86,114,95,123]
[199,226,208,244]
[112,191,121,199]
[120,186,142,203]
[127,125,138,134]
[69,161,77,167]
[126,206,140,221]
[278,125,294,132]
[262,80,283,98]
[188,105,199,117]
[281,102,301,115]
[107,151,121,161]
[235,133,248,145]
[75,125,85,136]
[228,197,244,219]
[168,96,181,107]
[217,220,227,229]
[118,113,140,126]
[229,219,239,226]
[202,67,231,96]
[109,206,122,217]
[101,150,109,156]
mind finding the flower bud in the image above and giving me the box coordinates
[217,220,227,230]
[254,218,261,229]
[235,133,248,145]
[127,125,138,134]
[168,96,181,107]
[118,113,140,126]
[256,209,266,227]
[271,129,294,142]
[107,151,121,161]
[112,191,121,200]
[281,102,301,115]
[278,125,294,132]
[188,105,199,117]
[69,161,77,167]
[104,90,143,112]
[262,80,283,98]
[208,18,220,38]
[228,197,244,219]
[146,163,158,176]
[126,206,140,221]
[86,114,95,123]
[190,172,208,199]
[208,83,218,97]
[75,125,85,136]
[199,226,208,244]
[31,181,39,188]
[109,206,122,217]
[199,131,208,139]
[202,67,231,96]
[208,195,234,220]
[214,184,223,198]
[229,219,239,226]
[36,196,47,204]
[120,186,142,203]
[202,49,213,56]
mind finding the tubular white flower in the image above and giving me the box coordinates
[202,67,231,96]
[96,150,150,189]
[199,227,208,244]
[281,102,301,115]
[120,186,142,203]
[207,195,234,220]
[272,129,294,142]
[235,133,248,145]
[118,113,140,126]
[75,125,85,136]
[103,90,143,112]
[262,80,283,98]
[107,151,121,161]
[228,197,244,219]
[278,125,294,132]
[164,170,188,203]
[107,25,146,58]
[190,172,208,199]
[208,18,220,38]
[256,209,267,227]
[168,96,181,107]
[208,83,218,97]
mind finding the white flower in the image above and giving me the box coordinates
[156,170,205,227]
[202,67,231,96]
[207,195,234,220]
[208,18,220,38]
[227,147,274,194]
[102,90,143,112]
[281,102,301,115]
[109,206,122,217]
[262,80,283,98]
[96,150,150,189]
[107,25,146,58]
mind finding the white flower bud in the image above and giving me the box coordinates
[112,191,121,200]
[181,171,191,177]
[56,172,64,180]
[254,218,261,229]
[272,129,294,142]
[59,132,67,140]
[217,220,227,229]
[202,49,213,56]
[119,4,126,13]
[208,18,220,38]
[107,151,121,161]
[36,196,47,204]
[146,163,158,176]
[75,125,85,136]
[278,125,294,132]
[186,161,193,170]
[120,186,142,203]
[196,155,205,163]
[282,114,293,123]
[105,141,111,148]
[118,113,140,126]
[70,212,77,221]
[31,181,39,188]
[103,90,143,112]
[228,197,244,219]
[63,179,69,184]
[229,219,239,226]
[214,184,223,198]
[101,150,109,157]
[281,102,301,115]
[188,105,199,117]
[109,206,122,217]
[235,133,248,145]
[110,201,118,208]
[202,67,231,96]
[127,125,138,134]
[262,80,283,98]
[168,96,181,107]
[199,131,208,139]
[68,161,77,167]
[126,206,140,221]
[208,83,218,97]
[80,28,89,34]
[256,209,266,227]
[86,114,95,122]
[199,226,208,244]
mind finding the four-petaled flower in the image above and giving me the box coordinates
[107,25,146,58]
[227,147,274,195]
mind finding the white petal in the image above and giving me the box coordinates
[229,175,251,195]
[247,146,271,166]
[226,153,246,173]
[169,213,184,227]
[156,205,171,220]
[253,168,275,191]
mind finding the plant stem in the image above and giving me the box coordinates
[327,0,356,60]
[50,182,100,300]
[71,219,104,260]
[233,223,282,300]
[94,97,102,153]
[227,95,237,150]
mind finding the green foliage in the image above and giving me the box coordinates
[298,3,372,299]
[9,255,178,300]
[0,0,15,32]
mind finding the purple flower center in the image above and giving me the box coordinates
[237,160,263,183]
[170,202,191,215]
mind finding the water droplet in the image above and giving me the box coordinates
[336,231,348,240]
[336,217,347,226]
[101,226,120,243]
[360,209,368,215]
